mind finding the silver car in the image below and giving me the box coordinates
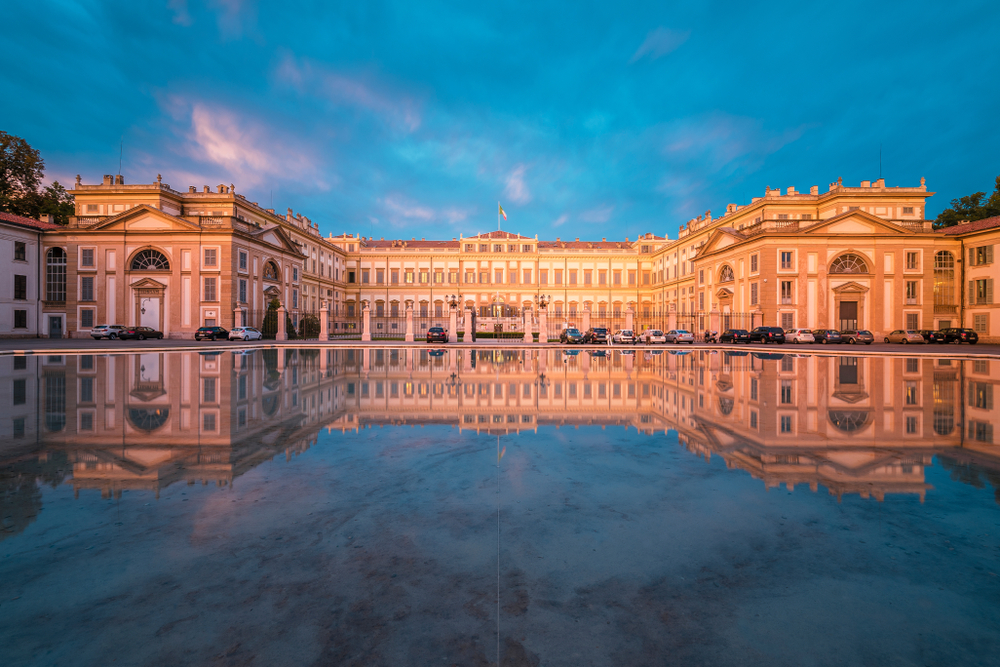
[786,328,815,344]
[884,330,925,344]
[91,324,127,340]
[665,329,695,344]
[641,329,667,344]
[229,326,264,341]
[611,329,637,344]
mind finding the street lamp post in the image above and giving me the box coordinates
[446,293,462,343]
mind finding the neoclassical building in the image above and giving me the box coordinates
[23,174,1000,340]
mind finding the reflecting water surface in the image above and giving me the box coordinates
[1,348,999,666]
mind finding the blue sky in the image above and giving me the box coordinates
[3,0,999,240]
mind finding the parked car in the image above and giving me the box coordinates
[426,326,448,343]
[229,326,263,341]
[91,324,127,340]
[840,329,874,345]
[664,329,695,344]
[785,328,815,344]
[719,329,750,344]
[641,328,667,344]
[941,328,979,344]
[560,328,585,344]
[811,329,843,344]
[884,330,925,344]
[749,327,786,344]
[917,329,947,344]
[611,329,637,344]
[195,326,229,341]
[119,326,164,340]
[583,327,609,343]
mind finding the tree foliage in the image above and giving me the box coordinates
[934,175,1000,228]
[0,130,74,224]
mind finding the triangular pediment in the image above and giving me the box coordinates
[699,227,748,257]
[89,205,203,232]
[129,277,168,290]
[802,210,914,235]
[251,224,305,255]
[716,287,734,298]
[832,280,869,294]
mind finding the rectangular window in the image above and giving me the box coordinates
[14,242,26,261]
[239,279,247,303]
[238,250,247,270]
[292,290,299,308]
[971,278,994,305]
[204,248,217,267]
[780,251,793,269]
[293,267,299,282]
[781,356,794,372]
[780,380,793,404]
[628,270,636,286]
[81,309,94,328]
[780,415,792,433]
[906,313,918,329]
[14,275,26,300]
[906,357,919,373]
[465,270,476,284]
[905,251,919,270]
[13,310,27,328]
[13,378,26,405]
[404,270,414,284]
[479,244,488,252]
[464,243,474,252]
[569,270,577,285]
[391,270,399,284]
[613,270,621,285]
[80,276,94,301]
[80,377,94,403]
[750,378,758,401]
[750,411,758,429]
[522,244,532,253]
[750,282,759,305]
[903,206,914,215]
[969,421,994,443]
[699,293,704,310]
[781,312,793,330]
[203,413,216,431]
[508,244,517,252]
[494,244,503,252]
[555,269,563,285]
[433,270,443,283]
[480,270,490,284]
[523,269,532,284]
[80,248,94,267]
[643,271,651,285]
[495,269,503,283]
[973,245,994,265]
[905,280,918,304]
[970,382,994,410]
[777,214,789,221]
[362,270,370,284]
[539,269,548,285]
[906,416,919,434]
[508,269,516,284]
[449,271,458,283]
[904,381,919,405]
[203,377,216,403]
[973,313,989,334]
[780,281,792,305]
[750,254,758,273]
[584,270,592,285]
[375,268,384,284]
[203,277,217,301]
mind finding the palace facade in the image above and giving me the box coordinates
[8,174,999,340]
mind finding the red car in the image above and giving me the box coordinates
[119,326,164,340]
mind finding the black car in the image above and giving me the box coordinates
[195,326,229,341]
[941,328,979,344]
[584,327,609,343]
[917,329,947,343]
[719,329,750,343]
[749,327,786,344]
[426,326,448,343]
[560,327,585,344]
[120,326,164,340]
[812,329,843,344]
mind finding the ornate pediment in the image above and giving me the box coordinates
[130,277,167,294]
[89,205,202,232]
[802,209,913,235]
[832,281,869,294]
[716,287,734,299]
[698,227,747,257]
[251,224,306,255]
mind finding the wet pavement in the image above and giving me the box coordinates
[1,348,999,666]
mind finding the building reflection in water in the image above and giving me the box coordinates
[1,348,998,538]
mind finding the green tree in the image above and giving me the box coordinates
[0,131,74,224]
[38,181,75,225]
[934,175,1000,228]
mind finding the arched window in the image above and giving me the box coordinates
[830,253,868,274]
[46,248,66,301]
[263,261,280,281]
[127,408,170,432]
[130,249,170,271]
[934,251,955,306]
[719,265,735,283]
[828,410,872,433]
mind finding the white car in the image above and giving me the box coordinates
[611,329,637,344]
[91,324,127,340]
[665,329,695,344]
[786,328,815,344]
[641,329,667,344]
[229,326,263,341]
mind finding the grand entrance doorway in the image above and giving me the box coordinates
[839,300,858,331]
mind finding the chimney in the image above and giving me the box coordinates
[810,185,818,195]
[114,174,124,185]
[188,186,196,193]
[103,175,113,185]
[874,178,885,188]
[861,180,871,188]
[217,184,226,193]
[203,186,210,193]
[787,187,796,195]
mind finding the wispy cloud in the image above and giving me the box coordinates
[168,0,192,26]
[551,213,569,227]
[378,194,472,228]
[629,27,690,63]
[503,164,531,204]
[275,54,422,132]
[581,206,614,223]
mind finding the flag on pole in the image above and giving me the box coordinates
[499,204,507,221]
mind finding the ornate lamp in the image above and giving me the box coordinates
[446,294,462,309]
[535,294,551,310]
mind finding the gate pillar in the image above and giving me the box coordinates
[463,308,473,343]
[710,308,720,335]
[361,304,372,341]
[319,302,329,340]
[538,309,548,343]
[582,307,591,334]
[523,310,533,343]
[667,305,677,332]
[276,305,287,341]
[625,306,634,333]
[405,305,414,342]
[448,306,458,343]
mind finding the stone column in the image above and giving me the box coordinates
[448,305,458,343]
[463,348,473,372]
[710,308,720,335]
[538,309,548,343]
[233,306,242,330]
[319,302,329,341]
[405,304,414,342]
[449,348,457,373]
[523,309,533,343]
[276,305,287,341]
[625,306,634,333]
[320,348,328,375]
[582,307,591,334]
[361,304,372,342]
[667,305,677,332]
[582,349,590,378]
[463,308,473,343]
[362,348,370,375]
[538,348,547,373]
